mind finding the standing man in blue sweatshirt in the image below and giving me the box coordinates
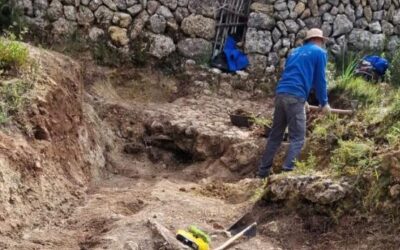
[257,28,331,178]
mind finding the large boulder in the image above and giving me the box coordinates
[332,14,353,36]
[127,4,143,16]
[148,34,176,59]
[248,12,275,30]
[181,15,215,40]
[102,0,118,11]
[245,28,273,54]
[33,0,49,17]
[348,29,385,50]
[108,26,129,46]
[177,38,212,59]
[386,36,400,51]
[248,54,267,73]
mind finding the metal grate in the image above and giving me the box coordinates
[212,0,251,58]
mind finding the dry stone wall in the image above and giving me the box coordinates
[14,0,400,72]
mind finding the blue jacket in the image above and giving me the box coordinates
[276,42,328,106]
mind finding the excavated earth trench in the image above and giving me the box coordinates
[0,47,398,250]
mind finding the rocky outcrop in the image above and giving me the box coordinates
[264,174,352,205]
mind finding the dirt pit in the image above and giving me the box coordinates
[1,49,399,250]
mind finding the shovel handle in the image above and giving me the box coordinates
[308,105,354,115]
[214,222,257,250]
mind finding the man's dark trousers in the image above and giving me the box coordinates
[258,94,306,177]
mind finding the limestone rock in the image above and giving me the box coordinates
[348,29,385,50]
[382,20,394,35]
[370,0,379,10]
[294,2,306,15]
[109,26,129,46]
[113,12,132,28]
[115,0,127,10]
[149,14,166,33]
[303,180,348,204]
[328,0,339,5]
[304,17,322,28]
[64,6,77,21]
[320,3,332,15]
[250,2,274,14]
[89,0,102,11]
[95,5,114,25]
[248,54,267,73]
[33,0,49,17]
[272,28,281,43]
[47,0,64,21]
[356,5,363,18]
[369,21,382,33]
[147,1,160,15]
[17,0,34,16]
[321,21,332,36]
[130,11,150,39]
[301,8,311,18]
[248,12,275,30]
[149,34,176,58]
[308,0,319,16]
[127,4,143,16]
[355,17,369,29]
[77,6,95,25]
[284,19,300,33]
[178,0,188,7]
[174,7,190,23]
[276,10,290,20]
[332,14,353,36]
[245,28,273,54]
[157,5,174,18]
[126,0,138,6]
[345,4,355,22]
[323,13,334,23]
[89,27,105,41]
[81,0,90,5]
[52,18,77,36]
[102,0,118,11]
[188,0,217,18]
[364,6,372,22]
[274,0,287,11]
[177,38,211,59]
[181,15,215,40]
[159,0,178,10]
[393,9,400,25]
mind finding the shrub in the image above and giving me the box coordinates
[331,140,375,175]
[0,79,33,124]
[388,45,400,86]
[0,35,29,70]
[332,77,381,105]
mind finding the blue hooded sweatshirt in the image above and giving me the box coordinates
[276,42,328,106]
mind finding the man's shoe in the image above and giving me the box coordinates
[257,171,270,179]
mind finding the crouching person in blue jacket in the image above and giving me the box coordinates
[257,28,332,178]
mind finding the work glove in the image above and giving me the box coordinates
[305,102,310,112]
[321,104,331,115]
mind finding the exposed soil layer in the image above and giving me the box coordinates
[0,47,399,250]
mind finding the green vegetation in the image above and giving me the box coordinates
[250,116,272,127]
[333,77,381,105]
[0,78,33,124]
[294,152,317,174]
[387,44,400,86]
[0,34,29,70]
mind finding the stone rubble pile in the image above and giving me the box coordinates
[14,0,400,72]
